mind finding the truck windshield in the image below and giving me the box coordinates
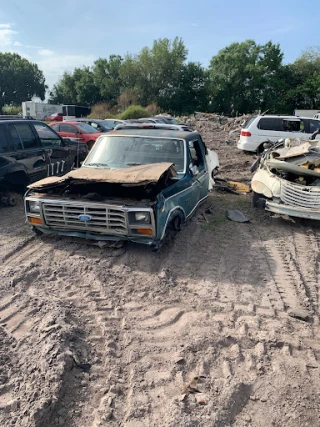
[83,135,185,173]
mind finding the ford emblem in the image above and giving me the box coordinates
[78,214,92,222]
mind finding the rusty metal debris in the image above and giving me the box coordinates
[215,178,250,195]
[28,163,177,190]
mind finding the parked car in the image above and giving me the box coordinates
[24,125,219,250]
[251,137,320,220]
[237,115,320,154]
[49,121,103,150]
[104,119,126,129]
[44,112,63,122]
[155,115,178,125]
[0,118,87,207]
[115,123,193,132]
[72,118,114,133]
[136,118,167,124]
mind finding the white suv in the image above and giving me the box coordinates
[237,115,320,153]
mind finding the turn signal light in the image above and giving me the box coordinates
[136,228,153,235]
[241,131,251,137]
[28,217,42,225]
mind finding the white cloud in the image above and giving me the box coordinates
[37,53,96,88]
[38,49,54,56]
[0,22,95,89]
[0,23,17,48]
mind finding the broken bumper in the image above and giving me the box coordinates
[265,201,320,220]
[34,226,158,246]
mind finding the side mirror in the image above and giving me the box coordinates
[62,138,72,146]
[190,165,199,177]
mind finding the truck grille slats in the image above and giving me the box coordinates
[281,182,320,208]
[42,203,127,235]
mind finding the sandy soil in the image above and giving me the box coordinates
[1,123,320,426]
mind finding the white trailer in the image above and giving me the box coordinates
[22,102,63,120]
[294,109,320,118]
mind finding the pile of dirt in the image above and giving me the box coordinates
[194,118,255,183]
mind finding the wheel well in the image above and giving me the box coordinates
[165,208,185,232]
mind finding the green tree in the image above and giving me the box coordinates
[134,37,188,106]
[0,52,46,112]
[208,40,285,114]
[158,62,208,114]
[286,47,320,109]
[49,67,100,106]
[93,55,123,104]
[49,71,77,104]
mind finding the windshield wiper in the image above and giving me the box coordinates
[125,162,142,166]
[86,163,109,167]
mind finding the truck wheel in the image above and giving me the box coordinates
[252,191,266,209]
[7,193,17,207]
[32,226,43,236]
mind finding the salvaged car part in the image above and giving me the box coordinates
[251,137,320,220]
[226,209,250,223]
[25,128,219,250]
[215,178,250,195]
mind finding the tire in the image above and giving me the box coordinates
[32,226,44,236]
[252,191,266,209]
[256,144,265,155]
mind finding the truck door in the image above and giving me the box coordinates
[32,122,74,176]
[188,138,209,205]
[7,122,47,183]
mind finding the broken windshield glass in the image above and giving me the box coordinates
[83,135,185,173]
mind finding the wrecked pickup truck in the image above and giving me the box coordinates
[251,137,320,219]
[24,125,219,250]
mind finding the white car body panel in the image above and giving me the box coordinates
[238,115,320,153]
[206,149,219,190]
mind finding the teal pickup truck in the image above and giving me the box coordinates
[24,124,219,250]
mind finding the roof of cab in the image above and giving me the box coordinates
[107,128,198,139]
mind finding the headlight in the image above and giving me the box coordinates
[29,201,41,213]
[128,211,151,224]
[271,180,281,198]
[251,181,273,198]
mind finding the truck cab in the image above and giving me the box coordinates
[24,125,219,250]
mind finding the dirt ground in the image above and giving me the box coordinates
[1,123,320,427]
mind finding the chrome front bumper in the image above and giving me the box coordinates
[265,200,320,220]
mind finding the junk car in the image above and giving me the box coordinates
[252,137,320,219]
[24,124,219,250]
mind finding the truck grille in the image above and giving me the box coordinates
[42,202,127,235]
[281,181,320,208]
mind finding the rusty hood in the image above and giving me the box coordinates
[28,163,177,190]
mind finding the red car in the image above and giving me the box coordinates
[45,112,63,122]
[49,122,103,149]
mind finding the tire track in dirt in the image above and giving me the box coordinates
[0,285,81,427]
[118,293,320,426]
[255,220,317,320]
[24,249,130,426]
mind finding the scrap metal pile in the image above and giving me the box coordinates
[266,138,320,186]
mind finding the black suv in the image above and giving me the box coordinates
[0,118,88,206]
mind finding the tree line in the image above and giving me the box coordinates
[0,38,319,116]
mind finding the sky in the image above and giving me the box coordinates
[0,0,319,92]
